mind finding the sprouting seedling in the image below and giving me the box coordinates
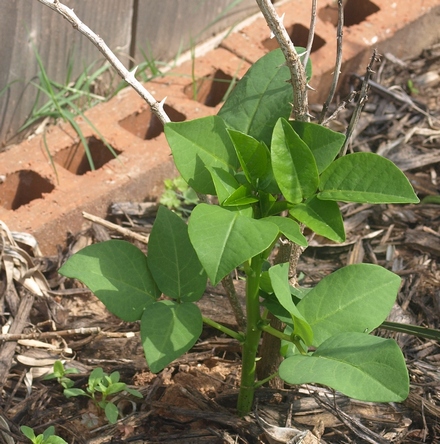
[63,367,142,424]
[43,360,79,389]
[20,425,67,444]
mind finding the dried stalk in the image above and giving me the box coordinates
[255,0,309,121]
[302,0,317,70]
[36,0,170,125]
[319,0,344,123]
[341,49,380,156]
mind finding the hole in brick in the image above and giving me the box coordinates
[184,69,234,107]
[0,170,54,210]
[118,104,186,140]
[262,24,326,52]
[54,136,121,175]
[318,0,380,27]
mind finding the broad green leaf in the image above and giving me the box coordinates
[208,167,240,203]
[298,264,401,347]
[269,263,313,345]
[164,115,239,194]
[289,121,345,173]
[141,300,202,373]
[148,206,207,302]
[20,426,36,441]
[318,152,420,203]
[218,49,293,146]
[188,204,279,285]
[223,184,259,206]
[227,130,269,187]
[105,402,119,424]
[59,240,160,322]
[290,196,345,242]
[265,216,307,246]
[279,332,409,402]
[271,118,319,204]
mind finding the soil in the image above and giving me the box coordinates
[1,44,439,443]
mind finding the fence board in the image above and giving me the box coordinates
[0,0,262,148]
[0,0,133,147]
[133,0,260,63]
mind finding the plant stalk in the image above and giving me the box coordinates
[237,255,264,416]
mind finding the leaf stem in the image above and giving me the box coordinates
[202,316,244,342]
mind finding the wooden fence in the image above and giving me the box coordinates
[0,0,262,147]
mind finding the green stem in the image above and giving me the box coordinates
[237,255,264,416]
[260,323,292,342]
[202,316,244,342]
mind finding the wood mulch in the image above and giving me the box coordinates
[0,43,439,443]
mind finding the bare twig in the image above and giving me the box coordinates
[255,0,309,121]
[82,211,150,244]
[319,0,344,123]
[36,0,170,125]
[302,0,317,70]
[0,327,101,341]
[340,49,379,156]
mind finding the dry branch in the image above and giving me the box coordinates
[36,0,170,125]
[255,0,309,121]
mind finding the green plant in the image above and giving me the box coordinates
[59,48,419,416]
[21,46,118,171]
[43,360,79,389]
[61,367,142,424]
[159,175,199,216]
[20,426,67,444]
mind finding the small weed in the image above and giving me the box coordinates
[159,175,199,217]
[62,367,142,424]
[43,360,79,389]
[20,425,67,444]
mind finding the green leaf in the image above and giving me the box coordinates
[63,388,87,398]
[208,167,240,204]
[125,387,143,398]
[105,382,126,396]
[223,184,259,206]
[279,332,409,402]
[218,49,293,146]
[88,367,104,390]
[164,115,239,194]
[59,240,160,322]
[141,300,202,373]
[188,204,279,285]
[42,426,55,440]
[290,196,345,242]
[298,264,401,347]
[21,426,37,441]
[289,121,345,173]
[259,192,289,217]
[148,206,207,302]
[269,263,313,345]
[227,130,269,188]
[271,118,319,204]
[46,437,68,444]
[265,216,307,246]
[105,402,119,424]
[318,153,420,203]
[421,195,440,204]
[218,48,311,147]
